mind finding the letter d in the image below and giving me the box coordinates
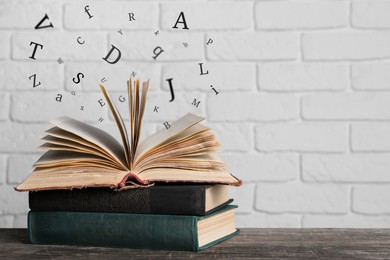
[102,44,122,64]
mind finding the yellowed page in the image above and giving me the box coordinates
[140,123,211,161]
[138,168,241,186]
[134,137,220,172]
[41,135,110,159]
[15,167,129,191]
[128,79,135,163]
[127,78,150,168]
[100,84,131,168]
[135,80,149,153]
[49,116,127,170]
[33,150,114,167]
[45,127,119,165]
[135,154,225,172]
[135,113,205,162]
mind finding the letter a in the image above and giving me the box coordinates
[34,14,54,30]
[55,94,63,102]
[172,12,189,30]
[102,44,122,64]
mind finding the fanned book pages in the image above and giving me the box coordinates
[16,78,241,191]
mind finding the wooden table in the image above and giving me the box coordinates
[1,228,390,259]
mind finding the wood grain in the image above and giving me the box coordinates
[1,228,390,259]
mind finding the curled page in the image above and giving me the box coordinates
[49,116,128,170]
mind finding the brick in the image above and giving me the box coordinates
[0,2,60,29]
[0,185,28,214]
[8,155,38,185]
[162,63,255,92]
[11,92,109,123]
[64,2,158,30]
[221,153,298,182]
[207,93,298,121]
[258,63,348,91]
[207,32,299,61]
[303,154,390,183]
[302,93,390,120]
[352,63,390,90]
[352,0,390,28]
[236,213,300,228]
[255,123,347,152]
[161,2,252,30]
[109,32,203,61]
[255,1,348,29]
[353,185,390,214]
[0,93,10,120]
[303,215,390,228]
[229,183,254,214]
[12,32,107,61]
[0,32,10,59]
[0,61,63,91]
[65,62,160,92]
[207,123,252,152]
[0,156,6,184]
[13,214,27,228]
[351,123,390,151]
[0,216,13,228]
[255,183,348,213]
[0,122,47,152]
[303,32,390,60]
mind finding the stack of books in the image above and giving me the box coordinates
[16,78,241,251]
[27,185,238,251]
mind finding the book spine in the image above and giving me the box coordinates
[29,187,206,215]
[28,211,199,251]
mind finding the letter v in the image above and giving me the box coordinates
[35,14,54,30]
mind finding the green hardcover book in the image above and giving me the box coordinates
[28,205,239,251]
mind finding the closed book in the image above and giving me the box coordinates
[29,184,232,216]
[28,205,239,251]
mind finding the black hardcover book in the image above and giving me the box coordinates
[29,184,233,216]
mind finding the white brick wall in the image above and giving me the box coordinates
[1,0,390,228]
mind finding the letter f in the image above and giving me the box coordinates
[84,5,93,19]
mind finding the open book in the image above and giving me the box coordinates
[16,78,241,191]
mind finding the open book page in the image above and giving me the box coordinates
[135,113,205,163]
[41,135,112,160]
[135,80,149,155]
[134,133,220,172]
[49,116,128,170]
[100,84,131,168]
[15,167,130,191]
[136,154,225,172]
[127,79,149,168]
[33,150,120,169]
[138,168,241,186]
[45,127,122,166]
[128,79,135,163]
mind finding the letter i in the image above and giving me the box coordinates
[211,85,219,95]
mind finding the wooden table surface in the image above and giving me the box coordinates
[1,228,390,259]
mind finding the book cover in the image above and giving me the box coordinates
[29,184,233,216]
[28,205,239,251]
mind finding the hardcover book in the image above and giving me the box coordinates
[28,205,239,251]
[29,184,233,216]
[15,78,241,191]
